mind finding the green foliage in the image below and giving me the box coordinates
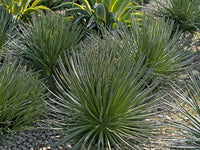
[154,0,200,34]
[119,15,191,80]
[0,59,46,136]
[11,12,83,75]
[166,72,200,148]
[54,0,141,30]
[47,34,159,149]
[0,0,50,21]
[0,5,12,51]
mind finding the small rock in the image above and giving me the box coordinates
[66,144,72,149]
[42,147,47,150]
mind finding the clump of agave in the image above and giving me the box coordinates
[118,15,191,83]
[47,33,161,149]
[10,12,83,75]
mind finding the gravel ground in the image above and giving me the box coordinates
[0,129,71,150]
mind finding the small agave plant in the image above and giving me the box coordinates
[47,33,161,149]
[118,15,191,83]
[0,56,46,146]
[11,12,83,76]
[166,71,200,148]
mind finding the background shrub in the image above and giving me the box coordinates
[54,0,140,31]
[0,0,50,21]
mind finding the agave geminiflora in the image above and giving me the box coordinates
[47,33,160,149]
[11,12,83,75]
[118,15,191,82]
[0,58,46,140]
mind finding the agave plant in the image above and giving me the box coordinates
[47,33,160,149]
[118,15,191,82]
[0,58,46,140]
[53,0,141,29]
[165,71,200,148]
[11,12,83,75]
[153,0,200,34]
[0,0,50,21]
